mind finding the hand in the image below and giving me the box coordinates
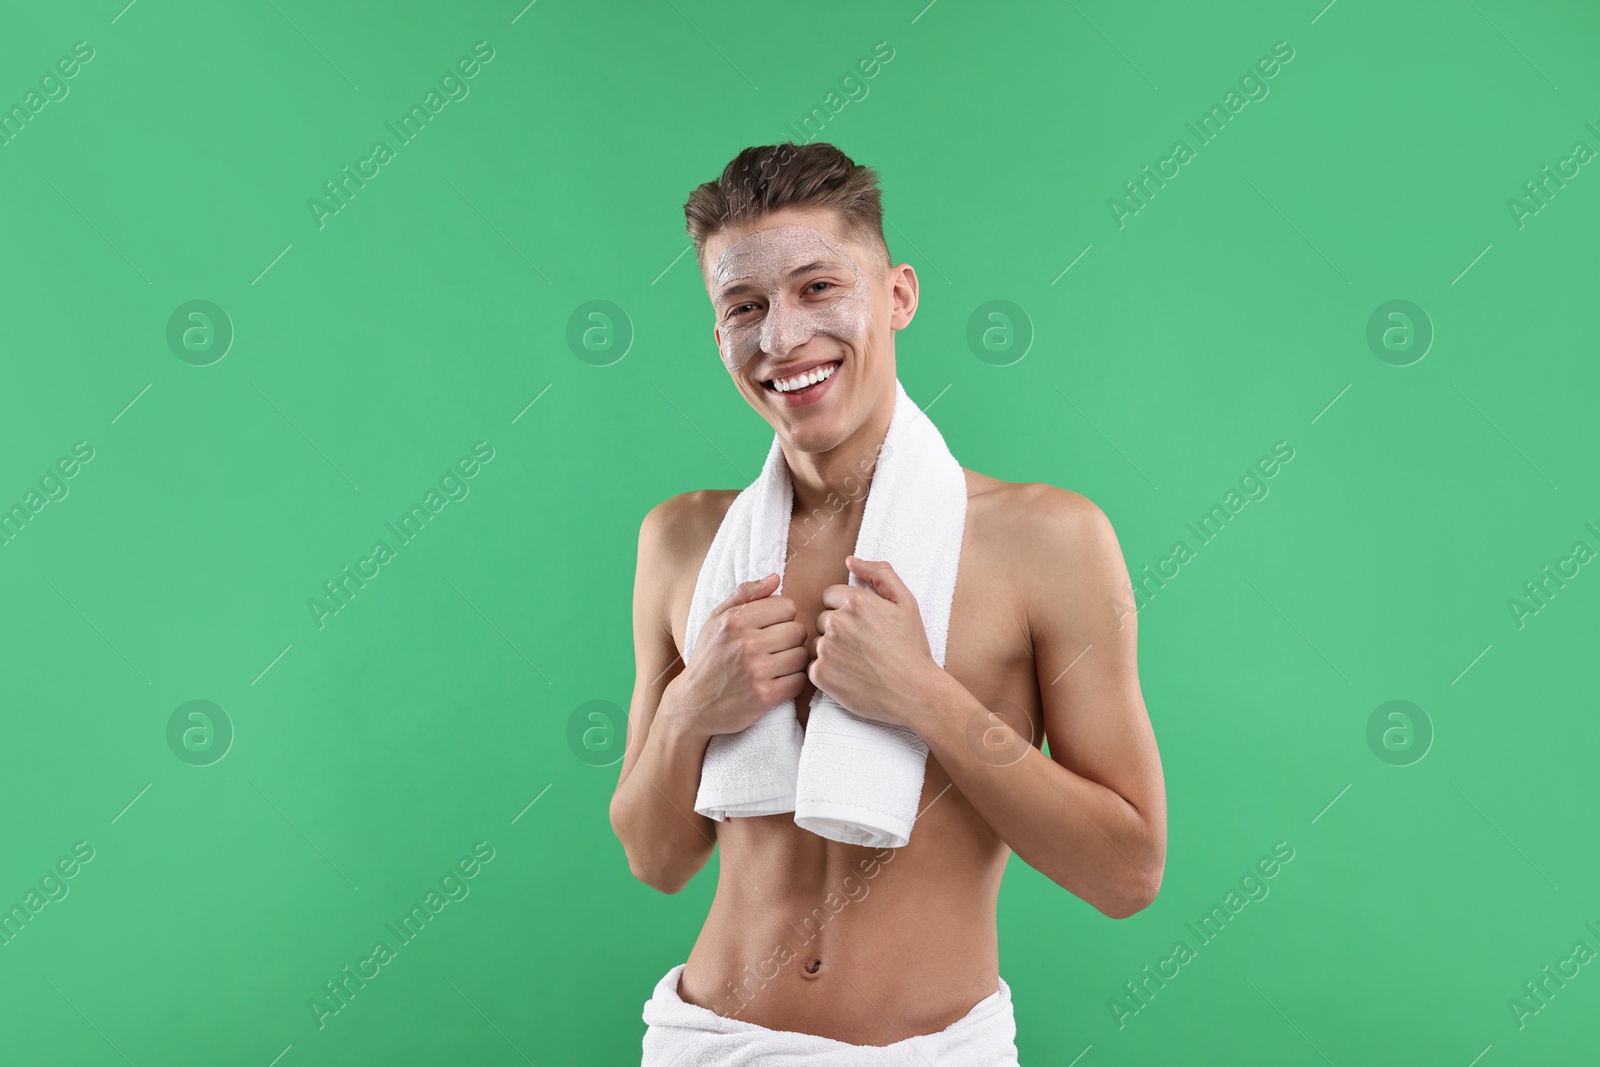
[668,574,810,738]
[810,556,942,730]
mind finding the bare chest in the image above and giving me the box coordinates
[672,492,1040,736]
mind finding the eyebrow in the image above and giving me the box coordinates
[716,260,847,303]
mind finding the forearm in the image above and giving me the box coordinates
[912,670,1164,918]
[610,686,717,894]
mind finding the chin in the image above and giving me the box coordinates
[784,419,850,455]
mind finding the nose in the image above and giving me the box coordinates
[759,298,815,361]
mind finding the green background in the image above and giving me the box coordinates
[2,0,1596,1063]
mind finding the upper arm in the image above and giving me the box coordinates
[614,495,693,794]
[1021,486,1166,843]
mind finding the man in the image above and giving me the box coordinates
[611,141,1167,1060]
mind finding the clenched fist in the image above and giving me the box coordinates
[809,556,941,731]
[669,574,811,738]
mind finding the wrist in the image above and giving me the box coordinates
[656,678,713,746]
[895,661,966,734]
[929,667,997,763]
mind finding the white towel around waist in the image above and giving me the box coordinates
[640,963,1021,1066]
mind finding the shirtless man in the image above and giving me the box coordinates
[611,141,1167,1059]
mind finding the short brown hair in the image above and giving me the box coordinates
[684,141,891,275]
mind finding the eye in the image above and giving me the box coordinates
[726,302,759,319]
[806,280,835,295]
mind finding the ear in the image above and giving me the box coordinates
[889,263,918,331]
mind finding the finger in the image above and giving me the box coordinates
[731,594,798,629]
[751,620,808,653]
[766,667,810,703]
[714,573,779,615]
[765,645,811,678]
[845,556,913,603]
[819,583,862,610]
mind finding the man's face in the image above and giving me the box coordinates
[702,207,896,450]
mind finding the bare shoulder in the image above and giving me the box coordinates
[962,470,1131,624]
[637,489,741,645]
[964,471,1121,565]
[640,488,740,559]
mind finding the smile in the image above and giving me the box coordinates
[764,360,841,394]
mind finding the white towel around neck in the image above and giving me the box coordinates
[680,377,967,848]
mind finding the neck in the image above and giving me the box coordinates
[781,385,897,524]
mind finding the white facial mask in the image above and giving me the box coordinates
[710,224,873,372]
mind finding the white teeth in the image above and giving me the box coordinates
[771,362,838,393]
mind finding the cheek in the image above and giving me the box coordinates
[816,291,871,341]
[721,324,759,369]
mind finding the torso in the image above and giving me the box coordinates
[666,469,1046,1044]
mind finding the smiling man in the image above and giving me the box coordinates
[611,141,1167,1063]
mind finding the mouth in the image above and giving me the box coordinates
[761,359,842,405]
